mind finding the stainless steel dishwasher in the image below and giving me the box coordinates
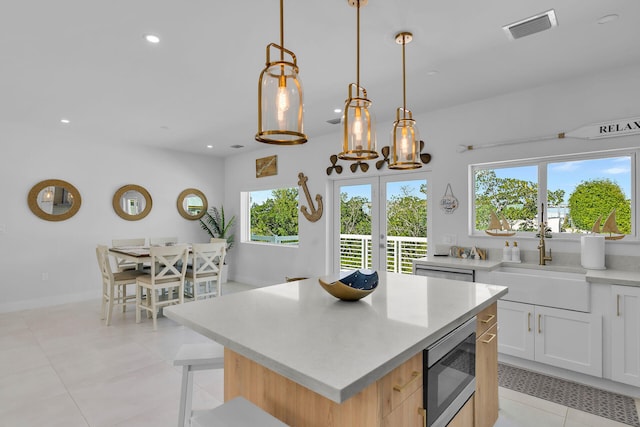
[413,264,475,282]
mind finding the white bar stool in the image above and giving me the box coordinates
[174,343,288,427]
[191,396,288,427]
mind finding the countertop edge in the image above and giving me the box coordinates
[167,286,508,403]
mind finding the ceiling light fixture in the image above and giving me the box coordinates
[256,0,306,145]
[144,34,160,44]
[60,118,70,124]
[339,0,377,161]
[389,32,421,170]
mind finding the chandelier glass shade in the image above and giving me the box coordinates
[339,0,377,160]
[256,0,307,145]
[389,32,421,169]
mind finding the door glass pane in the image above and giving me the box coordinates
[385,179,427,274]
[339,184,372,271]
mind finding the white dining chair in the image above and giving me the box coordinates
[174,343,288,427]
[96,245,146,326]
[136,244,189,330]
[185,242,226,300]
[111,238,146,271]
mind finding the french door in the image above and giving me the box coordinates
[332,172,428,274]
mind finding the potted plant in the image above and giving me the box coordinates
[199,206,235,283]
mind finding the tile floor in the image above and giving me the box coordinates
[1,281,637,427]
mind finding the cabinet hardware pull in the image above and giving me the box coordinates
[480,314,496,324]
[393,371,421,392]
[617,295,621,316]
[538,314,542,334]
[419,407,427,427]
[527,312,531,332]
[481,333,497,344]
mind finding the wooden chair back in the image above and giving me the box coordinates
[191,242,226,281]
[149,244,189,283]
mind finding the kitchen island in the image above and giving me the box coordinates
[165,272,508,426]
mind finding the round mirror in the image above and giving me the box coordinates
[177,188,208,220]
[112,184,152,221]
[28,179,82,221]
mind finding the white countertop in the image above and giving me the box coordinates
[164,272,507,403]
[414,256,640,286]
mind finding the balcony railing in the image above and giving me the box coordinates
[340,234,428,274]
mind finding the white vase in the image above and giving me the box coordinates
[220,264,228,284]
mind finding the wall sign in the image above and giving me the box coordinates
[440,184,458,214]
[256,155,277,178]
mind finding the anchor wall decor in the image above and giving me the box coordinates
[298,172,323,222]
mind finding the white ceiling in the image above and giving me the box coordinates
[3,1,640,157]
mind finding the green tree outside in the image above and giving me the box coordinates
[251,188,299,238]
[568,179,631,234]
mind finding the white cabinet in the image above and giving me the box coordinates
[498,301,603,377]
[611,285,640,387]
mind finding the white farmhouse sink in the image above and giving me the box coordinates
[491,267,590,312]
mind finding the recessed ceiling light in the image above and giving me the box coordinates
[144,34,160,44]
[334,108,342,113]
[206,145,213,149]
[427,70,439,76]
[597,14,619,24]
[60,119,70,124]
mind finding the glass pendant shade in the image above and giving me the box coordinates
[389,31,421,170]
[390,108,421,169]
[256,0,307,145]
[339,83,377,160]
[257,46,305,145]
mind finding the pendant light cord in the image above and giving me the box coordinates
[356,0,360,88]
[402,36,406,118]
[279,0,285,61]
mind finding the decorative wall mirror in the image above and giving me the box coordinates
[28,179,82,221]
[177,188,208,220]
[112,184,152,221]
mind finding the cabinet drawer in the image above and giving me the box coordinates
[476,302,497,337]
[380,352,423,417]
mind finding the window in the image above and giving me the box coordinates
[245,188,299,245]
[471,149,636,239]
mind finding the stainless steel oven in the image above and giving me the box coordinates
[423,317,476,427]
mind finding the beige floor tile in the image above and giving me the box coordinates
[498,396,566,427]
[0,365,68,415]
[0,393,89,427]
[0,343,51,379]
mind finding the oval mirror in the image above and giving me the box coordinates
[28,179,82,221]
[177,188,208,220]
[112,184,152,221]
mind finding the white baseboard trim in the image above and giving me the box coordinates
[499,353,640,398]
[0,291,98,314]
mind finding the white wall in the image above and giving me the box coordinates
[226,63,640,286]
[0,124,224,312]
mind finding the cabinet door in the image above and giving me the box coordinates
[475,323,498,427]
[497,301,534,360]
[447,395,475,427]
[382,387,424,427]
[612,285,640,386]
[534,306,602,377]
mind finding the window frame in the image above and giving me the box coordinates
[240,187,300,247]
[468,147,638,241]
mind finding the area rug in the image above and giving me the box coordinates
[498,363,640,427]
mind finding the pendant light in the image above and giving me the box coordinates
[256,0,307,145]
[339,0,378,161]
[389,32,421,169]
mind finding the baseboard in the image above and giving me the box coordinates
[0,291,98,314]
[499,353,640,398]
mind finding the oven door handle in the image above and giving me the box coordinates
[393,371,422,392]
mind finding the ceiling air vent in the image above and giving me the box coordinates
[503,9,557,40]
[326,117,341,125]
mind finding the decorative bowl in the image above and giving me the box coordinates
[318,270,379,301]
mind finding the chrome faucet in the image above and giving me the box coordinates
[537,223,552,265]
